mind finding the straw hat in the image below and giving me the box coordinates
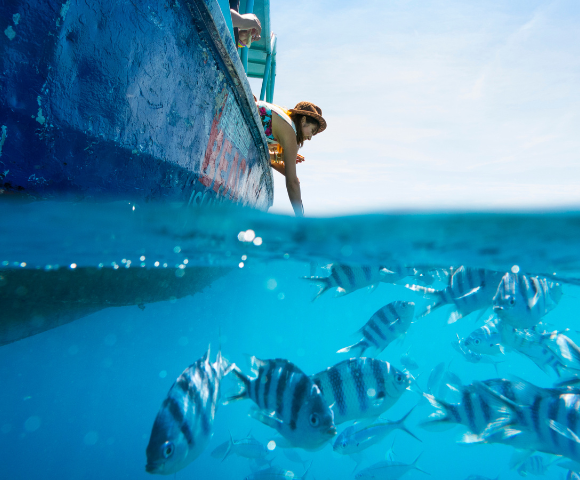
[289,102,327,134]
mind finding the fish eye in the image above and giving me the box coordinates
[509,297,516,305]
[395,374,403,382]
[474,339,480,345]
[162,441,174,458]
[342,440,348,448]
[309,413,319,427]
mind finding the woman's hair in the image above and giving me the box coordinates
[289,113,320,148]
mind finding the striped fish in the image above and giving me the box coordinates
[515,455,553,476]
[468,380,580,464]
[493,273,563,329]
[226,357,336,450]
[303,264,412,301]
[355,454,429,479]
[145,347,232,475]
[463,317,504,356]
[567,471,580,480]
[311,357,410,425]
[421,378,548,435]
[497,321,569,377]
[337,301,415,357]
[406,266,504,322]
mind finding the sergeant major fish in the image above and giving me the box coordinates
[463,317,504,356]
[406,266,504,323]
[312,357,410,425]
[493,273,563,329]
[145,347,233,475]
[303,264,412,301]
[337,301,415,357]
[226,357,336,450]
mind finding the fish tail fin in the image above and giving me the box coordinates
[302,276,331,301]
[419,394,459,431]
[224,366,251,404]
[337,339,369,357]
[221,430,234,462]
[411,452,430,476]
[393,406,422,442]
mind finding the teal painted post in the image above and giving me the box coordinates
[240,0,255,73]
[260,53,272,101]
[267,56,276,103]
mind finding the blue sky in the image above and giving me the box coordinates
[247,0,580,216]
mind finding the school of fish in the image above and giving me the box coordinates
[144,263,580,479]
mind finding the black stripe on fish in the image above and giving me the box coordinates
[196,368,211,435]
[363,266,372,282]
[350,360,367,413]
[289,375,309,430]
[365,320,386,344]
[328,367,347,416]
[262,362,276,410]
[342,266,355,288]
[480,394,491,424]
[386,303,398,321]
[462,390,476,433]
[254,364,265,409]
[276,363,292,416]
[376,308,390,325]
[371,359,386,400]
[549,396,561,447]
[531,396,542,437]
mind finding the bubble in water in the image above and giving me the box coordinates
[266,279,277,290]
[285,471,295,479]
[267,440,276,451]
[243,230,255,242]
[68,345,79,355]
[511,265,520,273]
[104,334,117,346]
[241,255,247,261]
[159,370,167,379]
[1,424,12,434]
[253,237,263,246]
[84,431,99,445]
[277,292,285,300]
[173,246,181,253]
[178,336,189,346]
[175,269,185,278]
[24,416,41,432]
[239,262,244,268]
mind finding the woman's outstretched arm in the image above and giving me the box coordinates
[271,114,304,217]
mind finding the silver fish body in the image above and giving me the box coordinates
[145,348,231,475]
[337,301,415,357]
[217,431,270,462]
[312,357,410,425]
[406,266,504,321]
[400,351,419,370]
[355,455,428,479]
[227,357,336,450]
[303,264,394,301]
[333,407,419,455]
[493,273,563,329]
[463,317,503,356]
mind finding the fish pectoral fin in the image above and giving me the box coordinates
[335,287,347,297]
[454,285,482,300]
[250,408,284,431]
[548,419,580,444]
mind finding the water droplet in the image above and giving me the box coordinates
[241,255,247,261]
[24,416,41,432]
[266,279,277,290]
[104,334,117,346]
[70,263,77,269]
[159,370,167,378]
[20,262,26,267]
[239,262,244,268]
[267,440,276,451]
[178,336,189,346]
[243,230,255,242]
[511,265,520,274]
[253,237,263,246]
[84,431,99,445]
[183,259,189,264]
[154,261,160,267]
[140,256,146,261]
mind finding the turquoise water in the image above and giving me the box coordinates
[1,202,580,479]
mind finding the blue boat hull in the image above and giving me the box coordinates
[0,0,273,209]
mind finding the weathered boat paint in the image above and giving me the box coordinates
[0,0,273,209]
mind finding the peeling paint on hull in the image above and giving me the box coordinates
[0,0,273,210]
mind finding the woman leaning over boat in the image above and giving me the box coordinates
[256,100,326,217]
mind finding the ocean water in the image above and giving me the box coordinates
[1,201,580,480]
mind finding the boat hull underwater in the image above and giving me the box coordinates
[0,0,275,344]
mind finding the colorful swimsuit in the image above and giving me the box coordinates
[256,101,296,145]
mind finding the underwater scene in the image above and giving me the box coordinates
[2,202,580,480]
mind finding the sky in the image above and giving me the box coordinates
[246,0,580,216]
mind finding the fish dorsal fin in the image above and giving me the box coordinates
[202,344,211,363]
